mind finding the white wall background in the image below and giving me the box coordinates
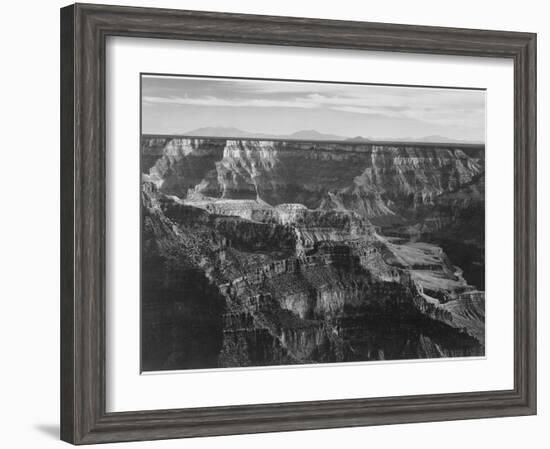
[0,0,547,447]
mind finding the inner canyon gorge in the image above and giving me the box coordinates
[140,136,485,371]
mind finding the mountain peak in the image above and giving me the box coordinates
[184,126,251,137]
[285,130,343,140]
[346,136,371,142]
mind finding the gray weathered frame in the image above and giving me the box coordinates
[60,3,537,444]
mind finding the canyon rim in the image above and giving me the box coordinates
[140,74,486,372]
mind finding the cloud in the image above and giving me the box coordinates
[142,76,485,136]
[332,106,396,116]
[237,81,320,95]
[142,95,319,109]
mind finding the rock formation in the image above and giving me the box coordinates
[141,136,485,371]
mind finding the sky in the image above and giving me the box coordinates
[141,75,486,142]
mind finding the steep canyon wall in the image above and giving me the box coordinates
[141,137,485,371]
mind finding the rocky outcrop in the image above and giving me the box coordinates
[142,137,484,222]
[140,136,485,371]
[144,138,227,197]
[319,146,483,222]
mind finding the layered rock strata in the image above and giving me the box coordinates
[141,137,485,371]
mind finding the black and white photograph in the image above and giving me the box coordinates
[1,0,543,447]
[140,75,486,372]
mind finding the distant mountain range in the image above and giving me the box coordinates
[172,127,483,145]
[345,134,483,145]
[180,127,343,141]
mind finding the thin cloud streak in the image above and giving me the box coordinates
[143,95,318,109]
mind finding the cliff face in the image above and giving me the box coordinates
[320,147,483,223]
[141,137,485,371]
[143,137,484,221]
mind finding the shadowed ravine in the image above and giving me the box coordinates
[141,137,485,371]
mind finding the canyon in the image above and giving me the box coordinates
[140,136,485,371]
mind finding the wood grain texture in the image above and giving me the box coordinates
[60,4,75,443]
[60,3,537,444]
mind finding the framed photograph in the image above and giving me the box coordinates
[60,3,536,444]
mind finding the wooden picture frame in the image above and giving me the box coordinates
[60,3,536,444]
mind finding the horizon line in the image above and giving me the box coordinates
[141,133,485,148]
